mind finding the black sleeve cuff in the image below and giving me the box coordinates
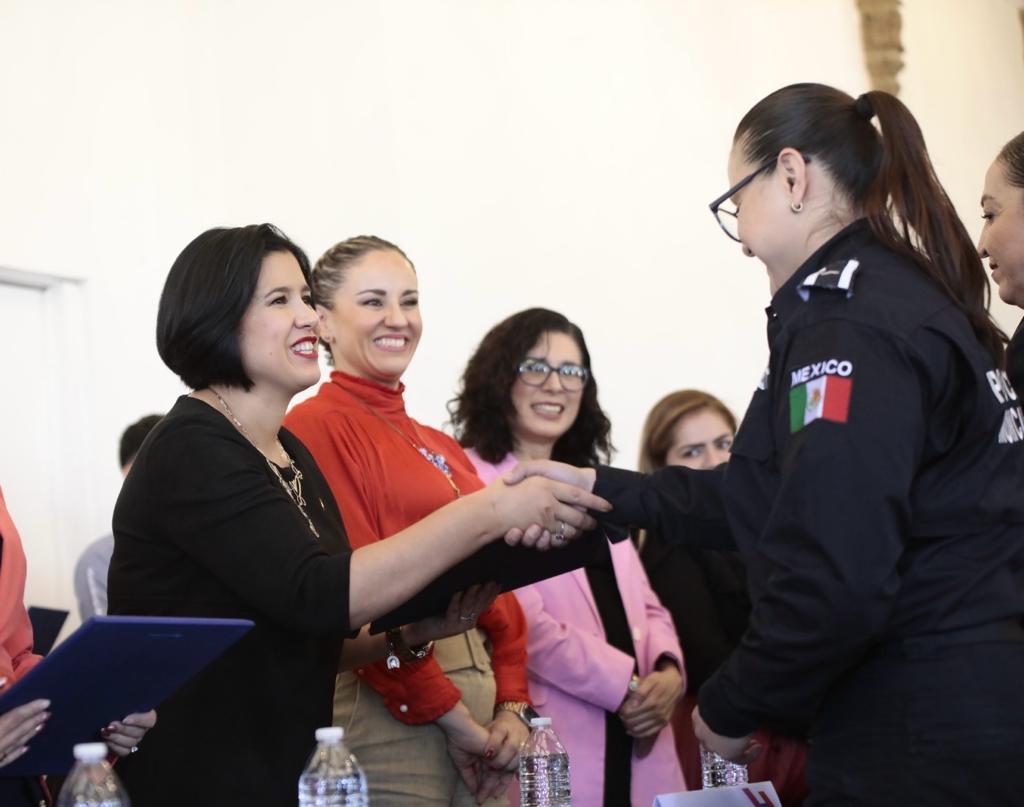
[593,465,657,527]
[595,465,735,550]
[697,669,760,738]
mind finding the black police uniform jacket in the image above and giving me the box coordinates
[595,219,1024,739]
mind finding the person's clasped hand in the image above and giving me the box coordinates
[616,662,684,758]
[499,460,604,548]
[691,705,762,765]
[439,702,516,805]
[482,709,527,774]
[471,707,526,802]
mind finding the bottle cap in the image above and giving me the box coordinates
[315,726,344,743]
[72,742,108,762]
[528,717,552,727]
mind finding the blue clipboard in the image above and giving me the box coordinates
[0,615,253,776]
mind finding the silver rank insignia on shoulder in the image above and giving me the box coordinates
[798,259,859,301]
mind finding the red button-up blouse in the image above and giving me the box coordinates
[285,371,530,723]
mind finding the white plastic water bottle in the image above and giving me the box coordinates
[700,746,748,788]
[518,716,571,807]
[56,742,130,807]
[297,726,368,806]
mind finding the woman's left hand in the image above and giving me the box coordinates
[483,709,528,772]
[691,706,761,764]
[101,710,157,757]
[619,666,683,737]
[403,583,501,647]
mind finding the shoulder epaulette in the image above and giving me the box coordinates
[798,259,860,301]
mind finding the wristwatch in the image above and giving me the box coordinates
[384,627,434,670]
[495,700,541,727]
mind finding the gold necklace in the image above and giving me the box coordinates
[209,389,321,538]
[337,384,461,499]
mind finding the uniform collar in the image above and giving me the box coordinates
[766,218,873,328]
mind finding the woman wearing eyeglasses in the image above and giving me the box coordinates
[506,85,1024,805]
[451,308,686,806]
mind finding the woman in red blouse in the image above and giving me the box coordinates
[285,236,531,806]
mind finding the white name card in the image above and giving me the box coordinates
[653,781,781,807]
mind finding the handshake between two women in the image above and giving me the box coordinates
[496,461,599,549]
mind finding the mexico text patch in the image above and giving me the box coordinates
[789,359,853,432]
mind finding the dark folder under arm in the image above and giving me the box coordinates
[0,616,253,776]
[370,528,625,633]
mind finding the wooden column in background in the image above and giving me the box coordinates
[856,0,904,94]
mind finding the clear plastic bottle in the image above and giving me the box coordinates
[700,746,749,788]
[56,742,130,807]
[518,716,571,807]
[297,726,368,806]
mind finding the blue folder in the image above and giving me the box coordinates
[0,615,253,776]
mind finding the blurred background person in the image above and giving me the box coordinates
[451,307,686,805]
[637,390,807,805]
[286,236,531,806]
[73,414,162,621]
[978,130,1024,398]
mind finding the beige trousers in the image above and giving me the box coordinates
[334,629,508,807]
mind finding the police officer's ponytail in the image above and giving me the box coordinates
[735,83,1006,367]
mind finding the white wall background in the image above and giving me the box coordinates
[1,0,1022,628]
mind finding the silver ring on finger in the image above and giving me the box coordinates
[459,611,478,622]
[551,521,568,546]
[131,745,139,754]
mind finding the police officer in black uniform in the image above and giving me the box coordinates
[508,84,1024,805]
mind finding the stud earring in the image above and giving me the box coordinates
[790,202,804,213]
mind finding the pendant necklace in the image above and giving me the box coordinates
[209,389,321,538]
[338,385,461,499]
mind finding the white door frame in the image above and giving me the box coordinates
[1,265,94,629]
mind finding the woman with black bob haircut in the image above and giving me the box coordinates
[109,225,608,807]
[155,224,314,391]
[450,307,612,469]
[506,85,1024,805]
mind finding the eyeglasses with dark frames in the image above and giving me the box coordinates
[516,359,590,392]
[708,156,812,242]
[708,162,773,243]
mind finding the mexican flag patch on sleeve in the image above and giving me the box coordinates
[789,374,852,433]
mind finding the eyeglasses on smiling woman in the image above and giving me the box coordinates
[517,359,590,392]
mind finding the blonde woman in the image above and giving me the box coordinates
[286,237,539,806]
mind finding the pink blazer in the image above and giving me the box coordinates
[469,452,688,805]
